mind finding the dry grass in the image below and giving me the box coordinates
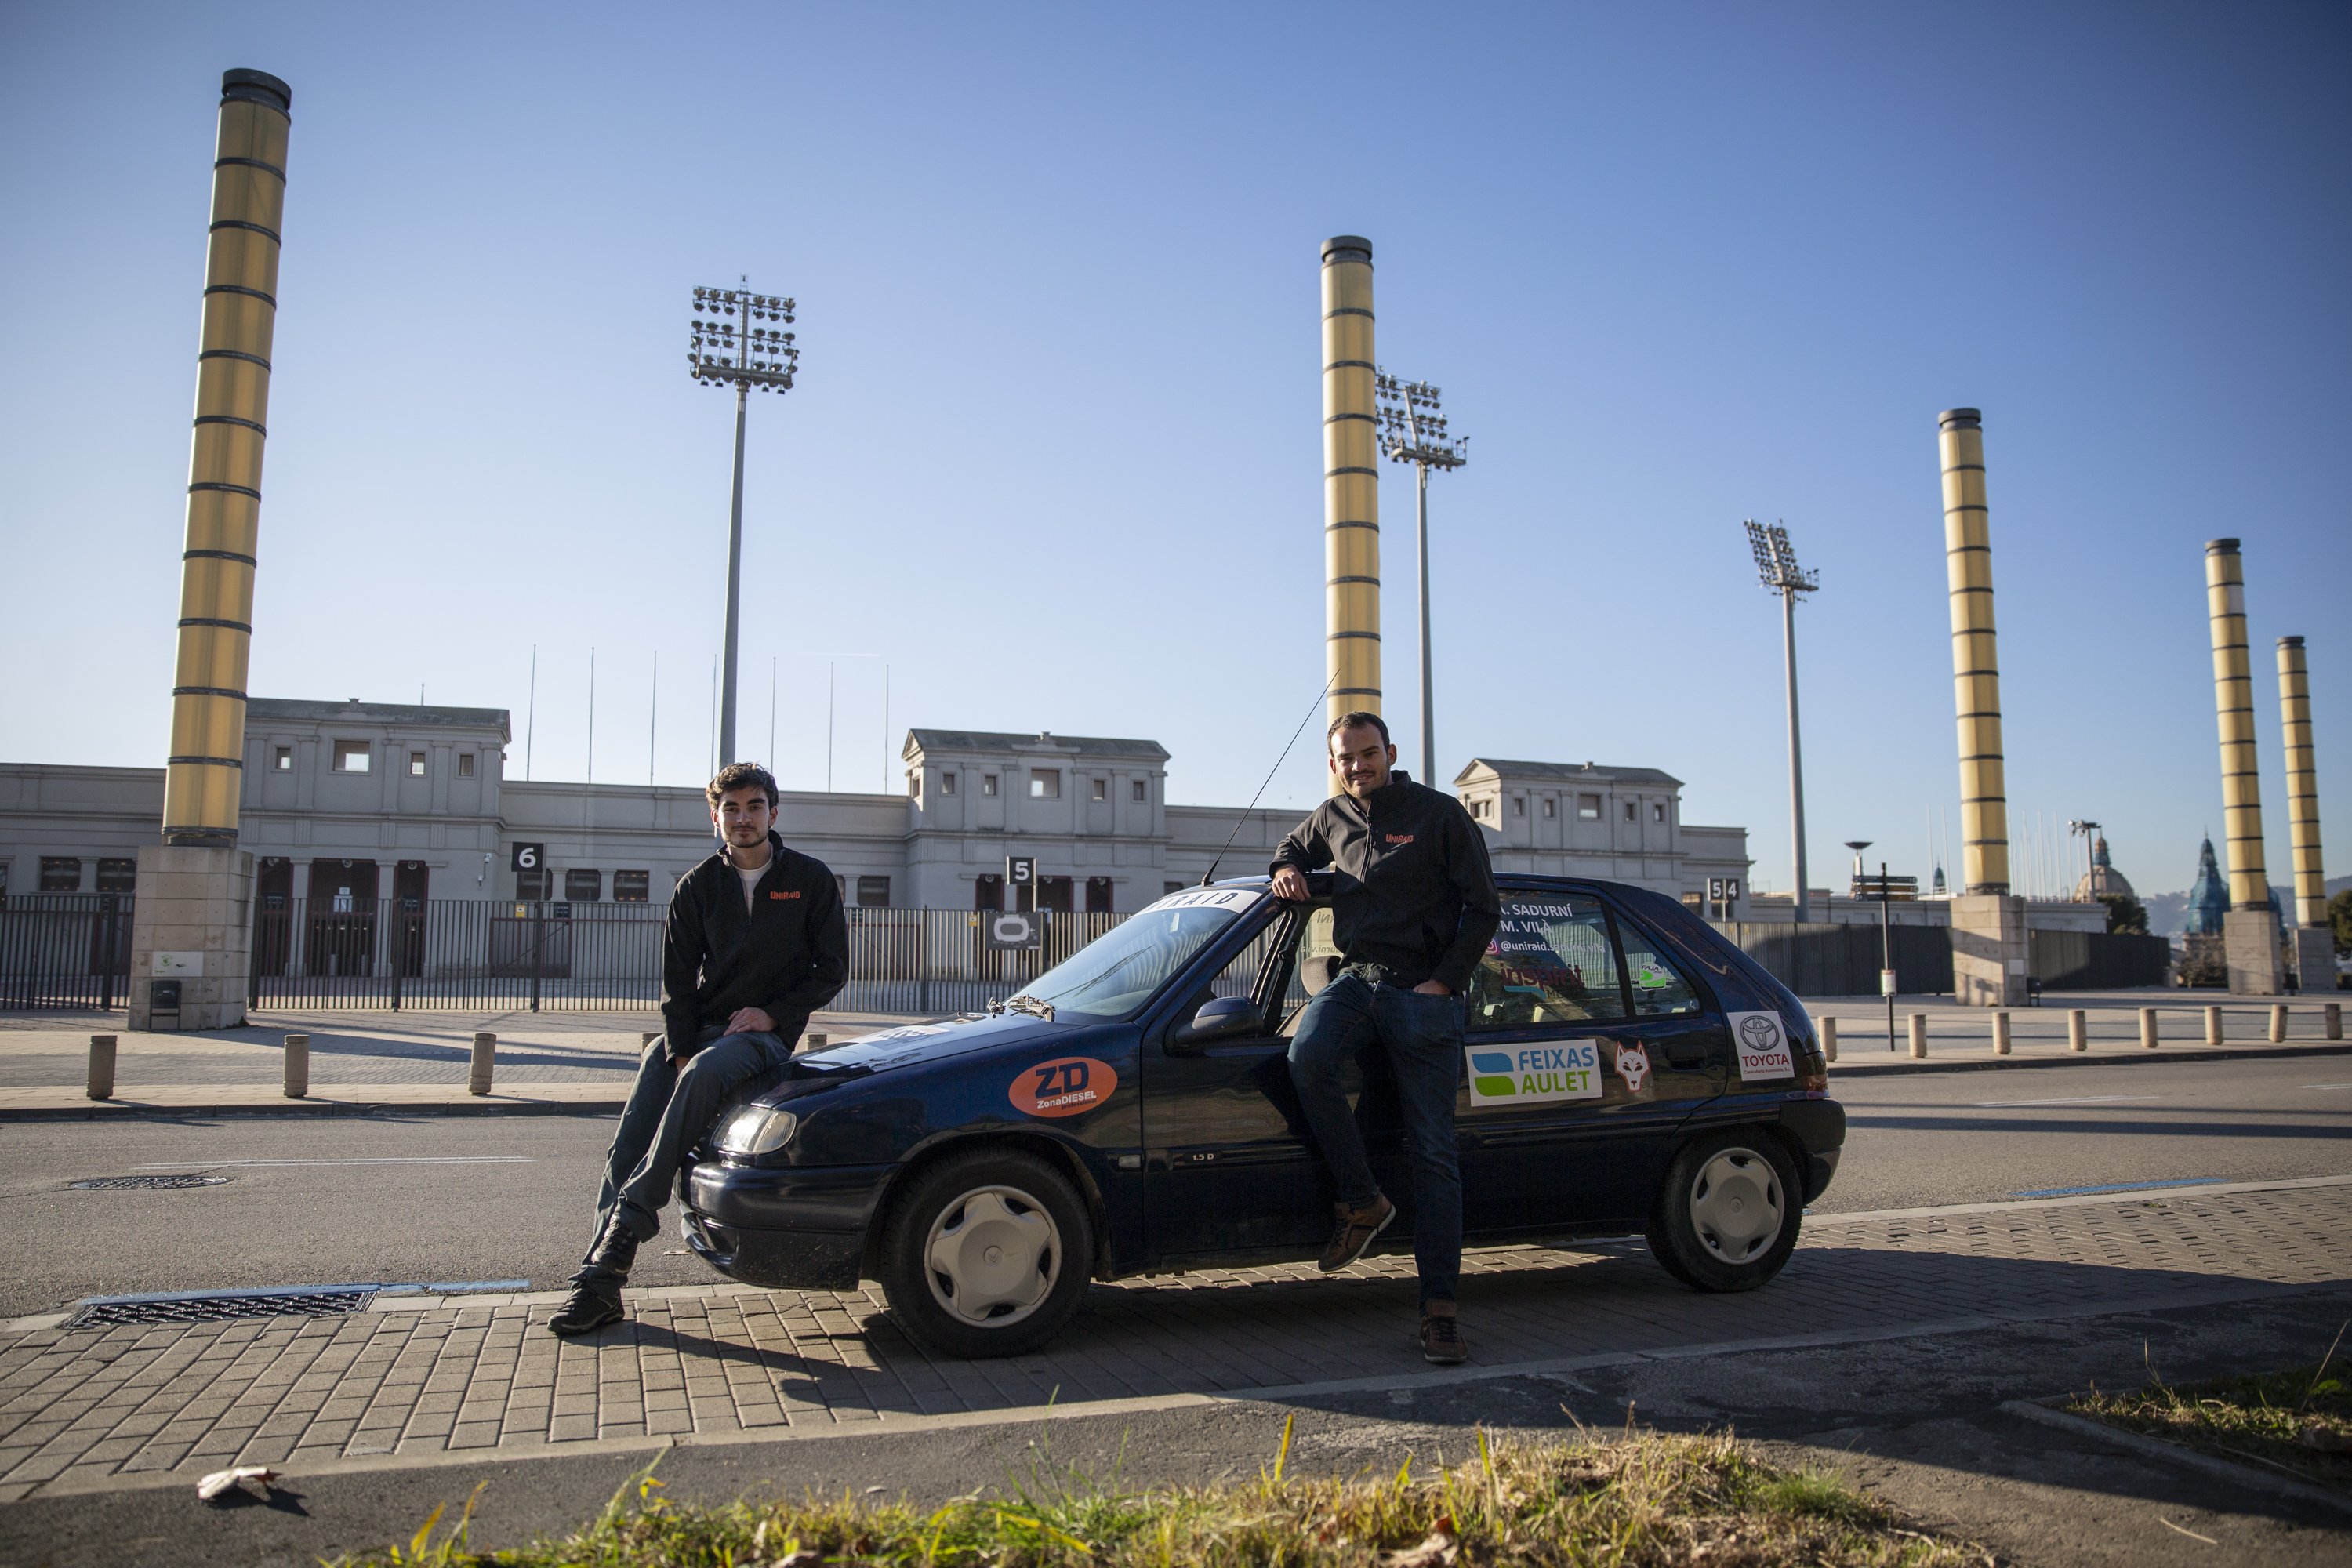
[2067,1327,2352,1494]
[339,1418,1985,1568]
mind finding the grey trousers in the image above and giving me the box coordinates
[572,1025,788,1289]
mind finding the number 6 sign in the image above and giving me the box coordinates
[510,842,544,872]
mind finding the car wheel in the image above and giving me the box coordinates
[1645,1129,1800,1293]
[878,1148,1091,1359]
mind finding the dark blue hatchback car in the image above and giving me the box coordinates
[681,874,1843,1359]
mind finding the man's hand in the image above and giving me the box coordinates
[727,1006,777,1036]
[1412,980,1452,997]
[1269,866,1312,902]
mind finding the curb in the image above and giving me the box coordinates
[1828,1041,2352,1078]
[2002,1397,2352,1519]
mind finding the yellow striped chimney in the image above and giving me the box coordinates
[2276,635,2325,928]
[1321,236,1380,750]
[1938,409,2009,894]
[2204,540,2270,910]
[162,69,291,845]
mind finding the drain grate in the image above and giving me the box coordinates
[66,1288,376,1330]
[69,1174,230,1191]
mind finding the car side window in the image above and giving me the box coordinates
[1616,916,1705,1017]
[1468,893,1627,1029]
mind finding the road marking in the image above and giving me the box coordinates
[1970,1094,2161,1109]
[133,1156,533,1168]
[2301,1083,2352,1091]
[2006,1177,2220,1199]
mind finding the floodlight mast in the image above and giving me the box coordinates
[689,281,798,768]
[1747,520,1820,922]
[1375,372,1468,786]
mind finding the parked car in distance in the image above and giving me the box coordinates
[682,874,1843,1358]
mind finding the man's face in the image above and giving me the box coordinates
[1328,723,1396,800]
[710,786,775,849]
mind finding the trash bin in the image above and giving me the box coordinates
[150,979,183,1032]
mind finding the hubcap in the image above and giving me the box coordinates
[924,1185,1060,1327]
[1687,1147,1783,1264]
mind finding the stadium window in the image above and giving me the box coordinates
[516,866,552,900]
[1512,797,1525,817]
[1131,779,1146,802]
[96,858,137,893]
[1624,800,1638,822]
[1030,770,1060,799]
[982,774,998,797]
[1542,797,1556,818]
[564,869,602,902]
[908,771,921,799]
[857,875,891,907]
[273,746,293,771]
[409,751,427,777]
[332,740,371,773]
[1164,881,1185,895]
[38,858,81,892]
[1653,803,1666,822]
[1577,793,1602,820]
[941,771,957,796]
[457,753,475,778]
[612,870,651,902]
[1091,777,1107,801]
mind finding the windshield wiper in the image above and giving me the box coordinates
[1002,993,1056,1022]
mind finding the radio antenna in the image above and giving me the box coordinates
[1202,673,1338,885]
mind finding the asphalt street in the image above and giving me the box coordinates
[1,1053,2345,1319]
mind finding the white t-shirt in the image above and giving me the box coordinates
[735,857,770,916]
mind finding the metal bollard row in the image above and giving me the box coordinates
[2206,1005,2223,1045]
[2067,1009,2088,1053]
[284,1033,309,1097]
[469,1032,496,1096]
[2140,1008,2158,1050]
[86,1034,117,1101]
[2270,1004,2288,1044]
[1992,1011,2011,1055]
[1907,1013,1927,1058]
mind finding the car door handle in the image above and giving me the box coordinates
[1664,1045,1711,1070]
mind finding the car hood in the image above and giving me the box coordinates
[765,1011,1068,1094]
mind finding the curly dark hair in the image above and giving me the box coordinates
[706,761,779,811]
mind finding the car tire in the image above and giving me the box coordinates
[1644,1128,1801,1293]
[877,1147,1092,1359]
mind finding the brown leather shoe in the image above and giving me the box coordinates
[1420,1308,1468,1365]
[1318,1193,1396,1272]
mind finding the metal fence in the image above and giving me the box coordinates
[1709,920,1955,996]
[2028,928,2172,989]
[0,895,136,1011]
[836,908,1128,1014]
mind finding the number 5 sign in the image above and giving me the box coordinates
[510,842,545,873]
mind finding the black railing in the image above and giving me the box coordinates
[1710,920,1954,996]
[0,895,135,1011]
[250,898,667,1011]
[2029,928,2172,989]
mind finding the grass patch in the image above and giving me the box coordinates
[2066,1325,2352,1494]
[336,1418,1980,1567]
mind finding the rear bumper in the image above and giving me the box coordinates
[680,1159,895,1291]
[1777,1097,1846,1203]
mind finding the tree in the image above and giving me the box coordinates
[2331,888,2352,957]
[2099,892,2150,935]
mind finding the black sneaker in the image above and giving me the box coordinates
[1318,1194,1396,1272]
[1420,1311,1467,1365]
[547,1284,622,1337]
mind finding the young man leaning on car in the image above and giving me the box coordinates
[549,762,850,1336]
[1269,712,1501,1364]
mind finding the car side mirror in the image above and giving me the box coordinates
[1169,995,1261,1053]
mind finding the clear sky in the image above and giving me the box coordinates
[2,2,2345,902]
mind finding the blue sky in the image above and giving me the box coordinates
[2,2,2345,900]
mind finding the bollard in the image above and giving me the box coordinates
[2205,1005,2223,1045]
[1818,1016,1838,1062]
[469,1032,496,1096]
[2139,1009,2158,1051]
[641,1031,659,1048]
[800,1031,828,1054]
[1908,1013,1927,1059]
[86,1033,117,1101]
[2270,1004,2288,1044]
[2067,1009,2087,1053]
[1992,1011,2011,1055]
[2328,1003,2343,1041]
[283,1033,309,1098]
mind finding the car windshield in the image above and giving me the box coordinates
[1016,886,1265,1022]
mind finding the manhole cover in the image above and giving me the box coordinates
[69,1174,230,1190]
[66,1289,376,1330]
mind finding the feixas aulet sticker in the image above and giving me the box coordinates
[1010,1057,1118,1118]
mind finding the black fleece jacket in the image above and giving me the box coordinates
[1270,771,1502,996]
[661,833,848,1057]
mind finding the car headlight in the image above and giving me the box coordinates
[714,1105,797,1156]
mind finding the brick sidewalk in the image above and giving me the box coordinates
[2,1177,2347,1501]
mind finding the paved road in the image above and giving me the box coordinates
[1,1054,2345,1319]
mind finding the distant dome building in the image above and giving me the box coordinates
[2073,833,2136,902]
[2184,836,2229,935]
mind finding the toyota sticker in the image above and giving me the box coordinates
[1727,1010,1795,1080]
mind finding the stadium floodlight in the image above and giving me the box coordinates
[1374,371,1469,786]
[1747,520,1821,921]
[689,278,799,768]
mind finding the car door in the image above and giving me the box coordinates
[1138,902,1357,1263]
[1457,887,1723,1233]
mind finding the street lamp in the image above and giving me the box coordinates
[1375,371,1468,787]
[1846,839,1895,1051]
[1749,521,1821,921]
[689,280,799,768]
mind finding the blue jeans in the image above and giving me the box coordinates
[1286,972,1465,1308]
[575,1025,789,1287]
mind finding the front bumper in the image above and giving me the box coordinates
[680,1159,895,1292]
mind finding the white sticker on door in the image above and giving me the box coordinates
[1466,1040,1603,1107]
[1727,1011,1795,1080]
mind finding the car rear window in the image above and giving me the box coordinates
[1617,918,1706,1017]
[1469,893,1627,1028]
